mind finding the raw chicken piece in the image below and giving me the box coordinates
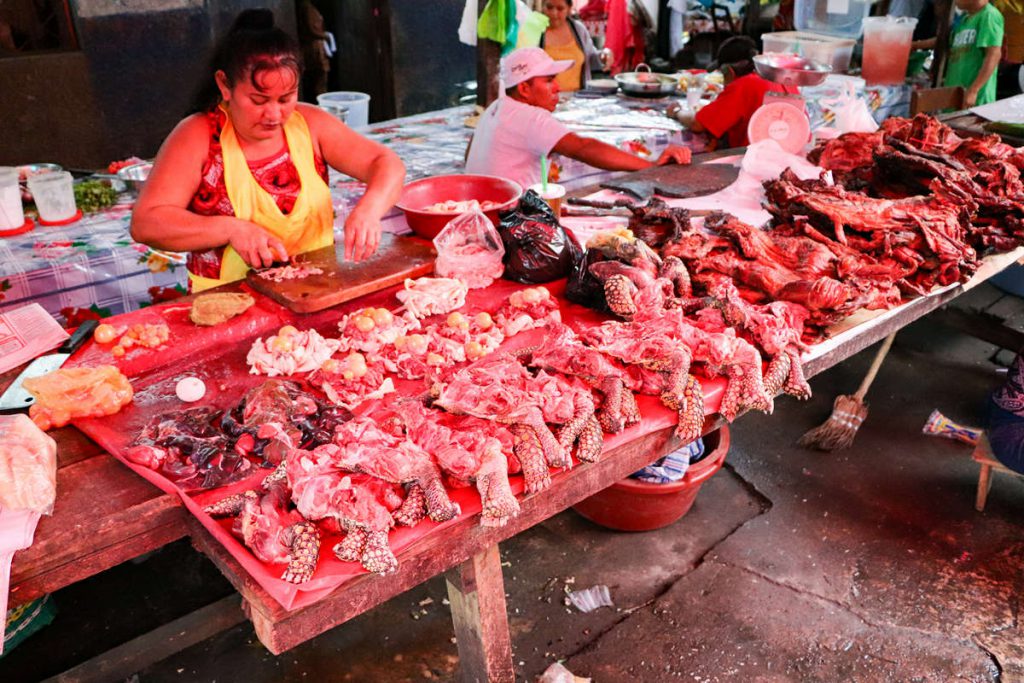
[246,326,341,377]
[494,286,561,336]
[308,353,395,410]
[189,292,255,326]
[24,365,134,431]
[395,277,468,319]
[337,307,419,358]
[0,414,57,514]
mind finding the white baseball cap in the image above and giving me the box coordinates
[501,47,574,88]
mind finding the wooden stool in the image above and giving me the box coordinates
[972,433,1024,511]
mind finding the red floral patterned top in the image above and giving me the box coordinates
[187,108,329,280]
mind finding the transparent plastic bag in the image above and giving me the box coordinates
[433,210,506,289]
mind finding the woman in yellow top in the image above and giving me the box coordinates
[131,10,405,292]
[538,0,613,92]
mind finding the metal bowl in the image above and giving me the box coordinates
[753,53,830,88]
[615,64,680,97]
[117,161,152,193]
[16,163,62,183]
[396,174,522,240]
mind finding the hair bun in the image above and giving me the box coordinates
[232,8,275,32]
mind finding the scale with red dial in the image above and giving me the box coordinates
[747,53,831,154]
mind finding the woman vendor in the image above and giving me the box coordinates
[131,10,405,292]
[538,0,612,91]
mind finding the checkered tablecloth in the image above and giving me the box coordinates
[2,96,693,325]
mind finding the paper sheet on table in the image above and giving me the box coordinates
[665,140,824,227]
[0,304,68,375]
[969,94,1024,124]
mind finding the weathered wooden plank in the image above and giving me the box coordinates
[9,455,185,606]
[190,419,705,654]
[10,521,187,609]
[43,595,245,683]
[446,545,515,683]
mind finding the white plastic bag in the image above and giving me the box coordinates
[820,78,879,135]
[433,210,506,289]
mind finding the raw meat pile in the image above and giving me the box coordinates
[809,114,1024,252]
[395,276,468,319]
[118,115,1024,586]
[257,264,325,282]
[24,365,135,430]
[424,199,501,213]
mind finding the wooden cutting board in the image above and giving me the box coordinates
[600,162,741,201]
[246,233,436,313]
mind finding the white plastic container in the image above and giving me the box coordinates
[27,171,76,223]
[317,92,371,129]
[794,0,875,38]
[0,167,24,230]
[762,31,857,73]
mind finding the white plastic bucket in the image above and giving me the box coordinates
[28,171,76,223]
[0,167,24,230]
[317,91,371,129]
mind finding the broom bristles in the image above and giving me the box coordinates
[798,393,869,451]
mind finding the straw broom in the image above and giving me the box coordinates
[798,333,896,451]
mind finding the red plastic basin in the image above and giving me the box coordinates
[396,174,522,240]
[572,426,731,532]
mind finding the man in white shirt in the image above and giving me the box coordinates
[465,47,691,190]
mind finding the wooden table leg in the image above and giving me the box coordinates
[445,544,515,683]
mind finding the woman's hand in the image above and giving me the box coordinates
[228,220,289,268]
[343,205,383,262]
[599,47,614,70]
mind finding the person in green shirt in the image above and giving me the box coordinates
[913,0,1004,106]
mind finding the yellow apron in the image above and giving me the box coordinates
[545,41,585,93]
[189,107,335,292]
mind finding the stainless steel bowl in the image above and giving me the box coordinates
[753,53,830,88]
[16,163,62,183]
[615,64,680,97]
[117,161,152,193]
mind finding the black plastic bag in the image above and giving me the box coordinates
[498,190,582,284]
[565,246,610,312]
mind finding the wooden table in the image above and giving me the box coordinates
[8,250,1024,683]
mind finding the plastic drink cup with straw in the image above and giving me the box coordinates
[531,153,565,217]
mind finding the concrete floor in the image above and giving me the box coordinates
[4,283,1024,682]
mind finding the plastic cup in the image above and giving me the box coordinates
[0,167,25,230]
[528,183,566,217]
[861,16,917,86]
[319,102,349,123]
[686,85,702,110]
[317,92,371,129]
[27,171,76,223]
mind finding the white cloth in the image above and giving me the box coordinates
[459,0,479,46]
[465,97,571,190]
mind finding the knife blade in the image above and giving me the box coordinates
[0,319,99,411]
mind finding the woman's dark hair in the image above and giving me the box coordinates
[190,9,302,114]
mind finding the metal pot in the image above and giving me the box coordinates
[614,63,680,97]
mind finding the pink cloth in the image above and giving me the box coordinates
[0,507,42,655]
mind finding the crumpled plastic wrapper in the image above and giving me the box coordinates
[566,584,614,613]
[0,414,57,515]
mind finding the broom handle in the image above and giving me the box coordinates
[853,333,896,402]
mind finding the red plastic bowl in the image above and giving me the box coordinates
[572,426,731,532]
[396,174,523,240]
